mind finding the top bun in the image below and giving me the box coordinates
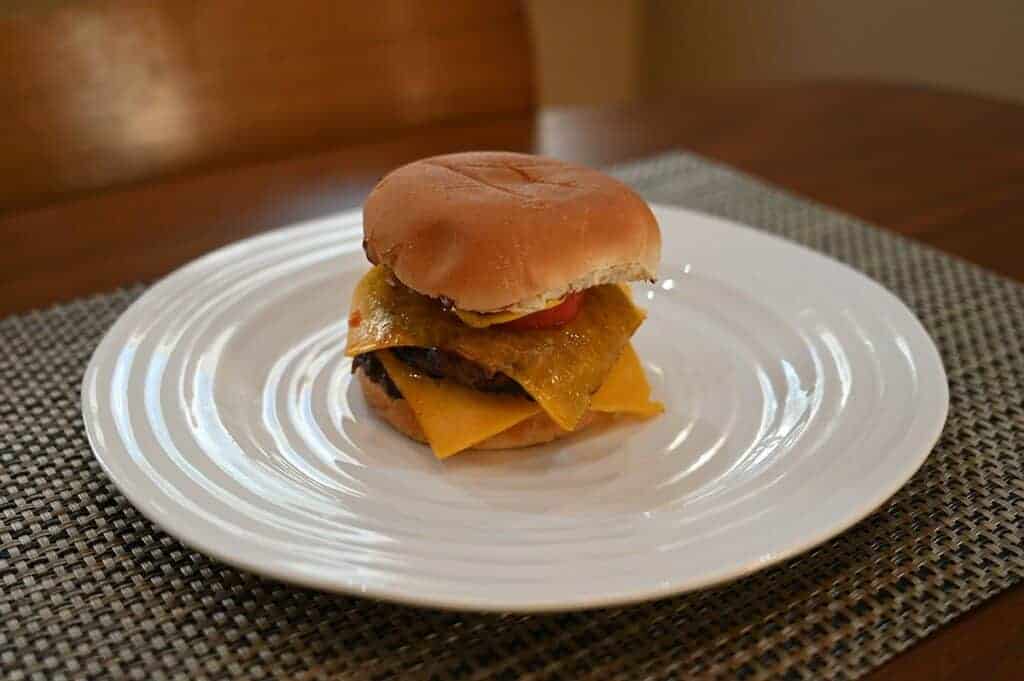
[362,151,661,313]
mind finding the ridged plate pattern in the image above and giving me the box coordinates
[82,205,948,611]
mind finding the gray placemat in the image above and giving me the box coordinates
[2,152,1022,681]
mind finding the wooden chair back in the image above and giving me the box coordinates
[1,0,534,210]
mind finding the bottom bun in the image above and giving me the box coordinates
[356,368,605,451]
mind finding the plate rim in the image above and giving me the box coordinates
[81,204,949,612]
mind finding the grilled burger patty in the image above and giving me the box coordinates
[353,348,531,400]
[352,352,402,399]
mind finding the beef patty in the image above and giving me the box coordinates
[353,348,531,400]
[352,352,402,399]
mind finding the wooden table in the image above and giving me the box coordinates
[3,81,1022,679]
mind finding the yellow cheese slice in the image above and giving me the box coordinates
[453,296,567,328]
[346,266,645,430]
[591,344,664,417]
[376,351,542,458]
[372,343,661,458]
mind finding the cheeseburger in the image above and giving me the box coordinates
[345,151,662,458]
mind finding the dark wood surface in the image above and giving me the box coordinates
[2,81,1023,680]
[1,0,533,210]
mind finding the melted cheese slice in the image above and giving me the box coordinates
[590,344,664,417]
[346,266,645,430]
[454,296,566,328]
[377,351,541,458]
[376,343,661,458]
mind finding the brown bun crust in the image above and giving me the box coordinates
[356,368,605,451]
[363,152,660,313]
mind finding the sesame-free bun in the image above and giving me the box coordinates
[356,368,605,451]
[362,152,660,313]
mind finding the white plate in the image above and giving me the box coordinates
[82,205,948,612]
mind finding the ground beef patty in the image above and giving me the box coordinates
[352,352,402,399]
[352,349,531,400]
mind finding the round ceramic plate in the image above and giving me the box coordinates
[82,205,948,612]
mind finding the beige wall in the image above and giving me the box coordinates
[525,0,644,105]
[645,1,1024,103]
[530,0,1024,106]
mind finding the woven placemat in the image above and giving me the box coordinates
[2,152,1022,681]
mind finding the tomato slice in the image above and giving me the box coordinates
[502,292,585,330]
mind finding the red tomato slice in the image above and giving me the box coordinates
[503,292,585,330]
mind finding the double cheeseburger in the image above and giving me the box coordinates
[345,151,663,458]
